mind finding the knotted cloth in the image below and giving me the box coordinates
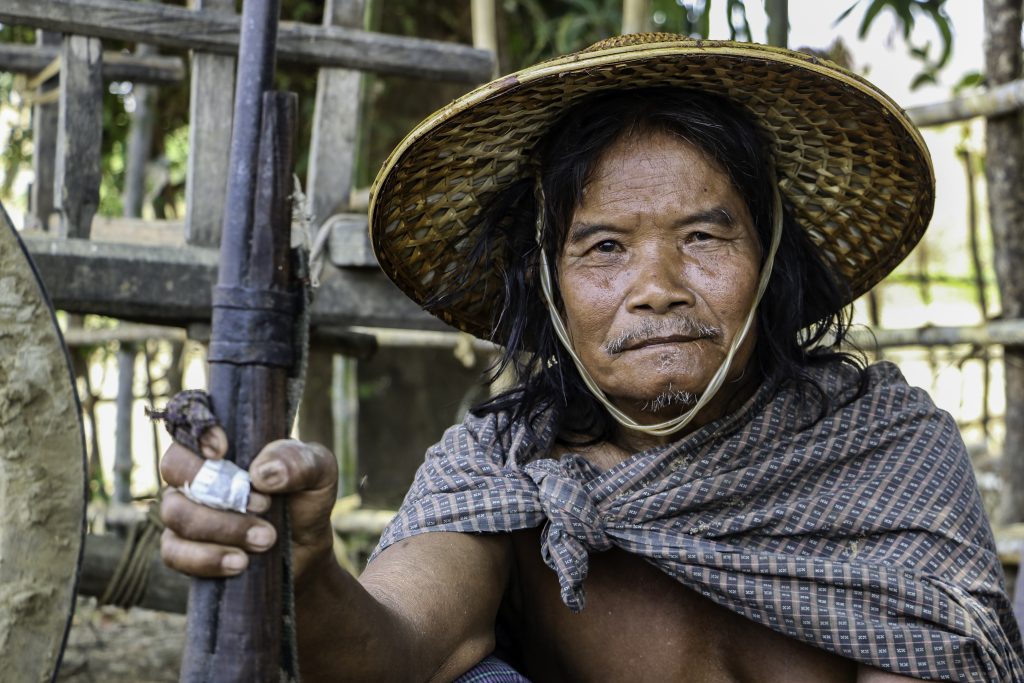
[374,361,1024,681]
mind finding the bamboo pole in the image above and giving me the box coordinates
[765,0,788,48]
[847,320,1024,349]
[622,0,650,35]
[470,0,498,77]
[960,147,993,438]
[909,78,1024,128]
[113,343,136,505]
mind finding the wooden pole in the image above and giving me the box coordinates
[114,343,136,505]
[180,0,300,679]
[984,0,1024,526]
[123,43,157,219]
[301,0,365,470]
[185,0,236,248]
[55,34,102,238]
[28,31,60,232]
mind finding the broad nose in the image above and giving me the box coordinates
[624,248,694,314]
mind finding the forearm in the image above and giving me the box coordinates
[295,551,422,683]
[294,532,509,683]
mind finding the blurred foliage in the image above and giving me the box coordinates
[835,0,953,89]
[0,0,958,219]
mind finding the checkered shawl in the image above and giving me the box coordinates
[375,361,1024,681]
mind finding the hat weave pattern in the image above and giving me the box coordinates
[370,37,934,340]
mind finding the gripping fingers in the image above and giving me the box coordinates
[251,439,338,495]
[159,442,270,513]
[161,528,250,577]
[161,488,277,554]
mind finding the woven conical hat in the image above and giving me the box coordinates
[369,34,935,340]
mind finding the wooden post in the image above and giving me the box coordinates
[114,342,136,505]
[123,44,157,219]
[29,30,61,231]
[299,0,365,457]
[185,0,236,247]
[306,0,363,229]
[985,0,1024,525]
[54,34,102,239]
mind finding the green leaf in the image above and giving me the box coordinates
[911,71,937,90]
[833,1,862,27]
[953,71,984,93]
[857,0,888,38]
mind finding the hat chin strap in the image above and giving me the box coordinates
[535,179,783,438]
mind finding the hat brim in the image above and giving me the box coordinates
[369,38,935,340]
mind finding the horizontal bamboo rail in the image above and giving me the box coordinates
[907,78,1024,127]
[848,320,1024,349]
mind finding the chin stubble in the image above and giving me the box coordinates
[639,385,698,413]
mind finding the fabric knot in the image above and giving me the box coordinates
[147,390,220,455]
[524,457,611,612]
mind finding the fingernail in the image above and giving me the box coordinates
[222,553,247,573]
[257,462,285,488]
[201,427,227,458]
[247,494,270,514]
[246,525,274,549]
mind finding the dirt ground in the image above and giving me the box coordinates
[57,598,184,683]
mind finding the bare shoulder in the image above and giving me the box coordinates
[363,531,513,603]
[360,531,514,681]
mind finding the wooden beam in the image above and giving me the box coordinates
[326,212,374,266]
[54,34,102,239]
[78,533,189,614]
[21,236,446,330]
[0,0,493,83]
[26,54,61,91]
[0,43,186,84]
[184,0,235,247]
[306,0,363,227]
[28,31,60,232]
[301,0,365,459]
[62,323,187,346]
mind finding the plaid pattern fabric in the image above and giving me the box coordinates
[375,361,1024,681]
[453,656,530,682]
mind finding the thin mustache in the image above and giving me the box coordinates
[604,318,721,355]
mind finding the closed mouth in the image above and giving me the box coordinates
[623,334,709,352]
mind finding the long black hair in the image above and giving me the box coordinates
[429,88,863,444]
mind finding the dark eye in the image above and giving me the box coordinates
[689,231,713,242]
[594,240,619,253]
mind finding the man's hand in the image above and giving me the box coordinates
[159,431,338,583]
[159,430,510,682]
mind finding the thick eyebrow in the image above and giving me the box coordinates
[567,206,739,244]
[674,206,737,229]
[565,222,627,245]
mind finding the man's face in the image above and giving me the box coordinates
[556,129,762,425]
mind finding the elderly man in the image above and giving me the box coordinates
[159,36,1024,681]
